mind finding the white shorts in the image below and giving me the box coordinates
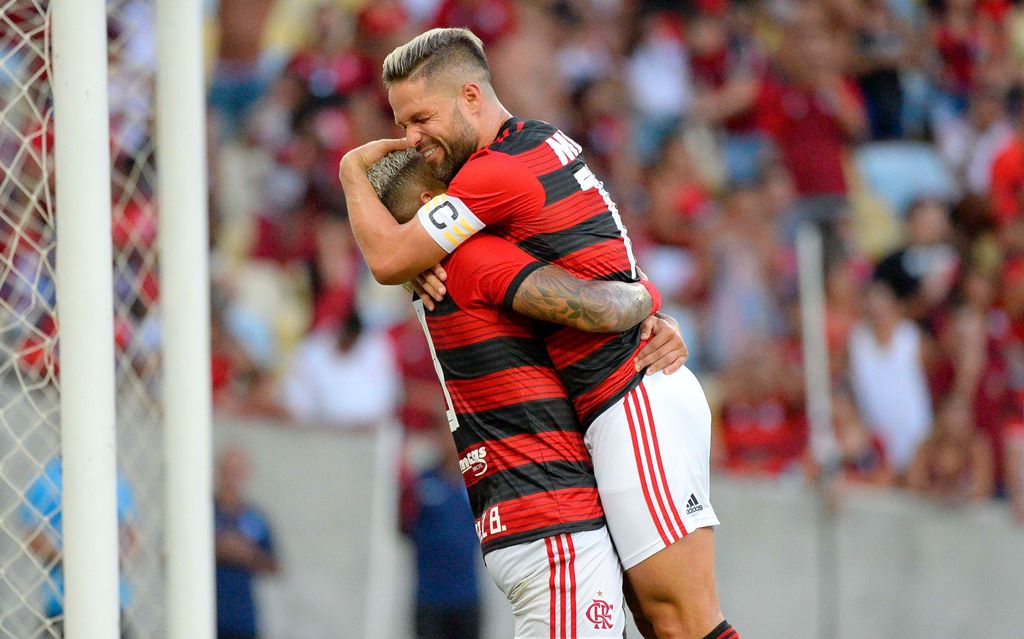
[484,528,625,639]
[586,367,720,569]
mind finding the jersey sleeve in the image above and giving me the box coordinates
[448,235,545,308]
[414,152,544,253]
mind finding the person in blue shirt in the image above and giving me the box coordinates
[402,422,481,639]
[19,455,138,638]
[214,447,278,639]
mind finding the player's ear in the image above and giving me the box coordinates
[419,190,436,205]
[461,82,482,113]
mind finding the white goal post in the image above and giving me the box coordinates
[0,1,213,638]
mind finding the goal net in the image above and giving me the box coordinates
[0,2,166,637]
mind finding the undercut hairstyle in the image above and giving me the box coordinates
[382,28,490,88]
[367,149,443,223]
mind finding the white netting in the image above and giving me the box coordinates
[0,2,165,637]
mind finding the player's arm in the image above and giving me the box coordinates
[340,139,449,285]
[511,265,660,333]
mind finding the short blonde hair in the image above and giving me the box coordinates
[382,28,490,88]
[367,149,440,223]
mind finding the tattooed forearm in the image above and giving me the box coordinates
[512,265,653,333]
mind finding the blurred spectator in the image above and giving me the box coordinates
[706,183,784,370]
[284,4,374,113]
[215,448,279,639]
[389,312,445,433]
[873,198,960,325]
[806,389,893,487]
[281,313,400,427]
[715,342,807,476]
[19,457,138,638]
[208,0,274,138]
[849,281,933,474]
[431,0,516,46]
[628,12,694,158]
[907,395,995,504]
[990,96,1024,228]
[754,4,868,261]
[852,0,913,140]
[937,86,1014,196]
[400,422,482,639]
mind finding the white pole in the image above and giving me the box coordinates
[51,1,121,637]
[796,223,837,467]
[796,222,839,639]
[155,0,215,637]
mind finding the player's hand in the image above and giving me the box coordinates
[405,264,448,311]
[634,313,688,375]
[340,138,412,175]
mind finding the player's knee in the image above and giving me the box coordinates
[636,590,723,639]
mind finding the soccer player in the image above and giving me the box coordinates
[339,28,738,639]
[368,148,668,637]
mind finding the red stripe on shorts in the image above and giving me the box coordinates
[625,390,671,546]
[631,389,679,544]
[566,534,577,638]
[556,535,568,639]
[639,382,688,538]
[546,537,557,639]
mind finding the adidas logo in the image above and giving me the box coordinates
[685,493,703,515]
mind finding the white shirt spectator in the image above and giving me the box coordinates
[282,325,400,427]
[627,25,693,119]
[849,319,932,471]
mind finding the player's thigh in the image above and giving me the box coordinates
[484,528,625,638]
[585,368,719,571]
[624,526,721,621]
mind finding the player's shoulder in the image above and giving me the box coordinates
[487,117,559,155]
[445,233,514,267]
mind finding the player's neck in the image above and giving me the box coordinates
[477,102,513,149]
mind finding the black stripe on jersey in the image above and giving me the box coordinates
[559,327,642,398]
[468,459,598,517]
[437,335,553,380]
[537,160,586,206]
[481,518,605,554]
[503,261,546,309]
[452,398,582,449]
[490,119,555,156]
[424,291,461,317]
[515,212,623,264]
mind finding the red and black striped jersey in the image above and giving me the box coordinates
[415,233,604,554]
[415,117,644,425]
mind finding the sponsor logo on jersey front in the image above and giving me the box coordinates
[459,446,488,477]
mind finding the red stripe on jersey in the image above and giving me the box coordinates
[640,382,688,537]
[447,366,567,413]
[425,313,533,350]
[625,391,670,546]
[554,239,634,281]
[516,143,567,176]
[545,331,618,370]
[476,488,603,545]
[573,358,642,423]
[461,431,590,488]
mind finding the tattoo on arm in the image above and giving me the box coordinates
[512,265,652,333]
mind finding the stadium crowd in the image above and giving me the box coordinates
[198,0,1024,521]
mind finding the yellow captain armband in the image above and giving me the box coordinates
[415,194,486,253]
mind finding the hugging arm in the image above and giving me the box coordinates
[511,265,657,333]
